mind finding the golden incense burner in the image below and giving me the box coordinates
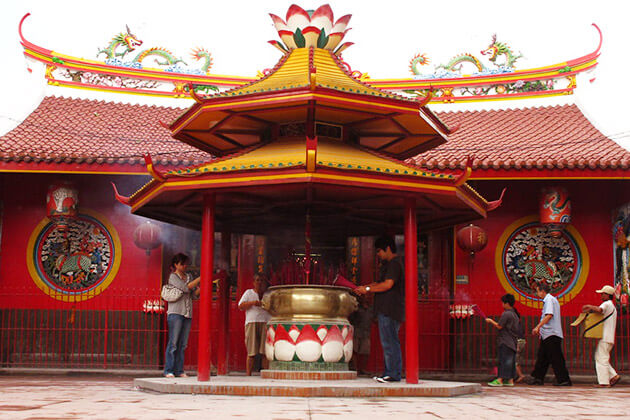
[262,285,358,323]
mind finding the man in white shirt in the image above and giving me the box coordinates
[582,285,620,387]
[238,274,271,376]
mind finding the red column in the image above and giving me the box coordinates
[404,197,419,384]
[217,231,231,375]
[197,193,215,381]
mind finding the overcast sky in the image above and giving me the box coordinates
[1,0,629,150]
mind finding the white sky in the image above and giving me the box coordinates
[1,0,629,150]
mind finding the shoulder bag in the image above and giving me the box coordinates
[161,284,184,302]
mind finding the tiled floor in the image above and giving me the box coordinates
[0,375,628,419]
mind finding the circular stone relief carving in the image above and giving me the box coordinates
[494,215,589,307]
[27,209,121,301]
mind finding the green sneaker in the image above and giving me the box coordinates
[503,382,514,387]
[487,379,503,387]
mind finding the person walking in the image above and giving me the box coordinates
[164,253,200,378]
[485,293,523,387]
[355,236,404,383]
[581,285,620,387]
[529,283,572,386]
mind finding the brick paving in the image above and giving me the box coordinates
[0,375,629,419]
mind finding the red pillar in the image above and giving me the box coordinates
[217,231,231,375]
[404,197,419,384]
[197,193,215,381]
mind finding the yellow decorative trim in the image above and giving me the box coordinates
[306,149,316,172]
[494,215,590,308]
[132,172,457,211]
[26,209,122,302]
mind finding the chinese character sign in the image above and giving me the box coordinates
[347,237,361,284]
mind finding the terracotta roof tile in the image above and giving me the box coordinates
[0,96,210,167]
[415,105,630,171]
[2,97,628,172]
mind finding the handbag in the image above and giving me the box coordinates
[161,284,184,302]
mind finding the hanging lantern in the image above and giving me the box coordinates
[46,182,78,231]
[540,187,571,238]
[133,221,162,255]
[456,224,488,256]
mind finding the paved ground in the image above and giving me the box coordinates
[0,375,629,419]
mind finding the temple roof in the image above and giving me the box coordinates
[416,105,630,173]
[167,47,449,160]
[166,137,453,180]
[1,97,628,176]
[0,96,208,170]
[213,48,405,101]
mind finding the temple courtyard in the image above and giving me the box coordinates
[0,374,628,419]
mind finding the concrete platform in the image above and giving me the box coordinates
[134,376,481,397]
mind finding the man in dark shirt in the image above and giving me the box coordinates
[355,236,404,382]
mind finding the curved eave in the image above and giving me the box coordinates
[368,24,601,91]
[19,14,250,88]
[127,166,488,217]
[369,60,598,90]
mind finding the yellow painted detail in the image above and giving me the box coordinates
[221,49,400,99]
[169,138,450,180]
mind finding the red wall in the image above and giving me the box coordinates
[454,179,630,317]
[0,173,164,309]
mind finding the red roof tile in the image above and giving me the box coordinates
[418,105,630,171]
[2,97,628,172]
[0,96,210,167]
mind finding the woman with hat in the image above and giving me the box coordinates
[582,285,620,387]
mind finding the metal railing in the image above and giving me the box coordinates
[1,288,627,375]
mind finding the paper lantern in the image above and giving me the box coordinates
[46,182,78,231]
[133,221,162,255]
[540,187,571,237]
[456,224,488,256]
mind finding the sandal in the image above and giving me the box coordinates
[487,379,503,387]
[515,376,525,384]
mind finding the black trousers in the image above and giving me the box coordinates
[531,335,571,383]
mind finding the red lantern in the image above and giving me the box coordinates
[456,224,488,256]
[46,182,78,231]
[133,221,162,255]
[540,187,571,237]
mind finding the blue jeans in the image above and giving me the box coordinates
[164,314,192,376]
[497,344,516,381]
[377,313,402,381]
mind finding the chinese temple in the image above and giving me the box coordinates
[1,4,629,385]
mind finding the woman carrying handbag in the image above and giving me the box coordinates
[163,253,200,378]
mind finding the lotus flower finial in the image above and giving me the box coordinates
[268,4,352,54]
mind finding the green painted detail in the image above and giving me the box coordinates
[270,360,348,372]
[278,163,283,167]
[413,171,417,175]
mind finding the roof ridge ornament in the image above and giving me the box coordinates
[269,4,352,55]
